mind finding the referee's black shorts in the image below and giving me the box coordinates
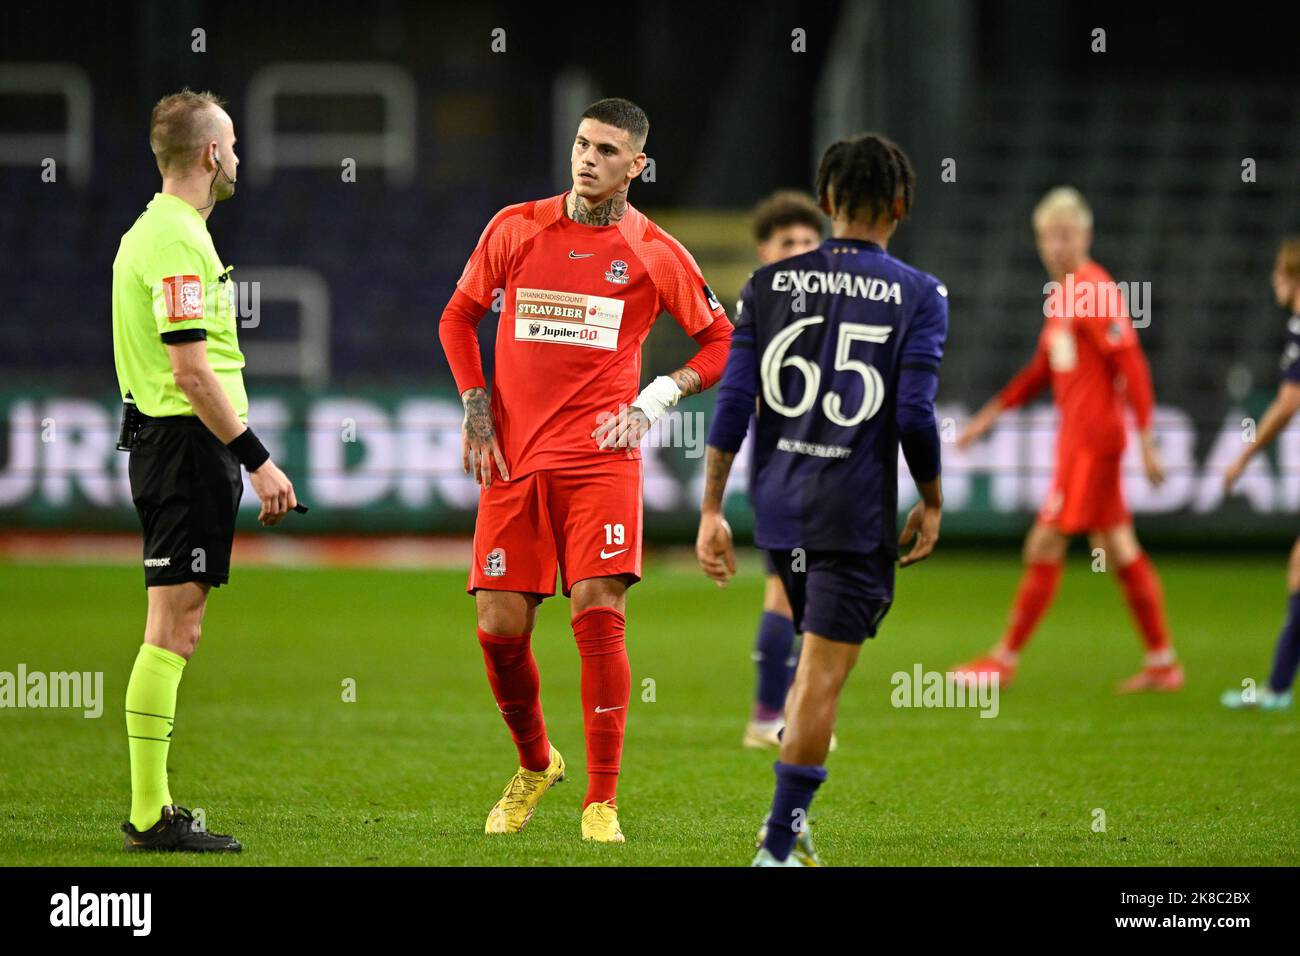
[128,417,243,588]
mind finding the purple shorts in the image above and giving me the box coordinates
[765,548,894,644]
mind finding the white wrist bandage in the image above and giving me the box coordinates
[631,375,683,425]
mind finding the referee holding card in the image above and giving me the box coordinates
[111,89,298,852]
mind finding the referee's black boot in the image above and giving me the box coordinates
[121,804,243,852]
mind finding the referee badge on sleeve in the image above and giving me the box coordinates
[161,274,204,321]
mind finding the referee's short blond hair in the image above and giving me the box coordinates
[149,88,227,175]
[1033,186,1093,231]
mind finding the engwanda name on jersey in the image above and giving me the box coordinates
[456,193,728,476]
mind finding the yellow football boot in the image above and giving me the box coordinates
[484,746,565,834]
[580,800,625,843]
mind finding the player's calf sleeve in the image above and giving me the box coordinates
[477,628,550,772]
[1267,591,1300,694]
[125,643,186,831]
[753,611,796,720]
[763,762,828,862]
[1000,560,1064,654]
[1116,552,1173,656]
[572,607,629,807]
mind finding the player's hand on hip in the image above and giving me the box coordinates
[592,404,651,450]
[898,501,940,567]
[461,388,509,487]
[696,511,736,587]
[250,459,297,527]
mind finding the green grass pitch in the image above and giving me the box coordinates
[1,551,1296,866]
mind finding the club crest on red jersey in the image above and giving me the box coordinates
[605,259,629,285]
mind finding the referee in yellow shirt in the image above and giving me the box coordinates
[112,89,297,852]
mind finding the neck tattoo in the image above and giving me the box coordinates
[569,190,627,226]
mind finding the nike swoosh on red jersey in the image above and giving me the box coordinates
[568,250,594,259]
[600,548,629,559]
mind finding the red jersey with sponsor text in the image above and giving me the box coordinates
[456,193,727,477]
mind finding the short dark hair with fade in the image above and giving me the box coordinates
[815,132,915,226]
[579,97,649,152]
[149,88,228,174]
[752,190,826,243]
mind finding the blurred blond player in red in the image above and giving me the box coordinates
[951,187,1181,692]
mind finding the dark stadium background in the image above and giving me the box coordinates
[2,0,1299,544]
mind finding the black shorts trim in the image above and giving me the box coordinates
[144,572,230,589]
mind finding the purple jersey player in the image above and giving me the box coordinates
[696,133,948,866]
[1221,237,1300,712]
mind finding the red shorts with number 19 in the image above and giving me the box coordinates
[468,457,643,599]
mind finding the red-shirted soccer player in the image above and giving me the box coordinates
[950,187,1181,692]
[438,98,732,843]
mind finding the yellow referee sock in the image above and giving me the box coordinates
[125,643,186,831]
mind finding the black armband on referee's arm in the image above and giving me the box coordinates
[227,428,271,472]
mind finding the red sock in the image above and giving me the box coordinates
[1000,560,1064,653]
[573,607,629,808]
[477,627,550,772]
[1117,552,1172,654]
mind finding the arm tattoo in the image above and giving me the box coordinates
[568,190,628,226]
[669,365,703,398]
[701,445,736,512]
[462,387,495,442]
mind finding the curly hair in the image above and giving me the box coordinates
[814,133,914,225]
